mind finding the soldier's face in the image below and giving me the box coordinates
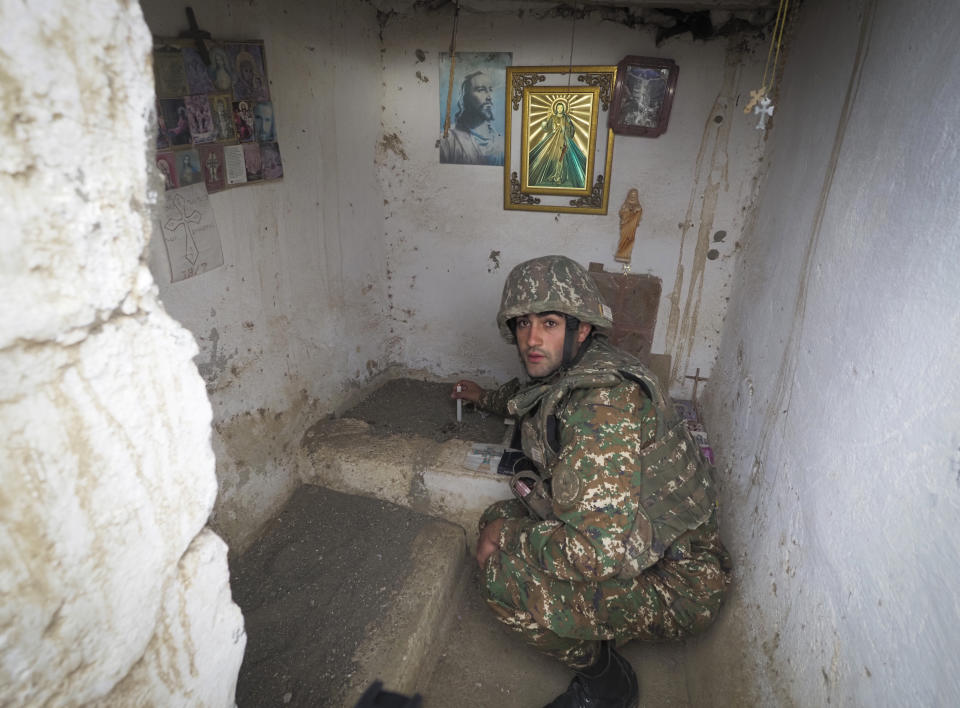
[515,312,590,378]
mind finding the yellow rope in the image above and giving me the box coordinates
[443,1,461,138]
[745,0,790,114]
[770,0,790,89]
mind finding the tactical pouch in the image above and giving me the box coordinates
[509,469,554,520]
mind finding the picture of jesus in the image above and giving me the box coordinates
[522,89,596,193]
[527,100,586,189]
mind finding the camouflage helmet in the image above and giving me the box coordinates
[496,255,614,342]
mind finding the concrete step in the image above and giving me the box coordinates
[229,485,469,707]
[298,417,513,539]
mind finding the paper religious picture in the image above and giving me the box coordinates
[261,142,283,180]
[182,46,216,94]
[253,102,276,142]
[158,183,224,282]
[243,143,262,182]
[155,101,171,150]
[175,149,203,188]
[185,95,216,144]
[208,93,236,142]
[233,101,255,142]
[223,145,248,186]
[207,45,235,93]
[159,98,191,147]
[226,43,270,102]
[438,51,512,166]
[156,151,179,190]
[198,144,226,193]
[504,65,616,215]
[153,45,188,99]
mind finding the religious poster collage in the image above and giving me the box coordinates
[153,39,282,193]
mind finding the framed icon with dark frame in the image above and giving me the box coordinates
[608,56,678,138]
[504,65,617,215]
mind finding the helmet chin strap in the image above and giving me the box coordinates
[561,315,585,370]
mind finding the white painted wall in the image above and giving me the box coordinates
[0,0,243,704]
[377,7,768,393]
[138,1,771,551]
[141,0,390,550]
[693,0,960,704]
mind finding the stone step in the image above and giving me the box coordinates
[229,485,469,707]
[298,417,512,539]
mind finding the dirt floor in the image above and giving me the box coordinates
[424,570,692,707]
[230,485,439,708]
[341,378,509,444]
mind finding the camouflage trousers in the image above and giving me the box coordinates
[479,500,732,669]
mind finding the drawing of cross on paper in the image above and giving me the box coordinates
[165,193,202,264]
[157,183,223,283]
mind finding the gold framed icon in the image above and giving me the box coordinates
[504,65,616,215]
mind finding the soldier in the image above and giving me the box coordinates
[452,255,731,708]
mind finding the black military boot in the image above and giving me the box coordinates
[543,641,639,708]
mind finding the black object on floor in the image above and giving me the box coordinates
[353,680,423,708]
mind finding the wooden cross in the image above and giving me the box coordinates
[684,367,709,404]
[743,87,766,114]
[178,7,212,66]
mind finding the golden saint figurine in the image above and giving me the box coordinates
[615,188,643,263]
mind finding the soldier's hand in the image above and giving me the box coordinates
[476,519,504,567]
[451,380,483,404]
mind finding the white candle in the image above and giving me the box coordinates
[456,385,463,423]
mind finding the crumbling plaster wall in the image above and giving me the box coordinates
[140,0,389,551]
[0,0,243,704]
[693,0,960,704]
[376,6,770,396]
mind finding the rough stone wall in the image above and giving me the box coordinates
[0,0,244,704]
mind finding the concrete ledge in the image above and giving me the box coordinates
[298,417,511,537]
[347,520,472,704]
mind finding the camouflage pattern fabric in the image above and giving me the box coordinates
[477,377,521,418]
[480,502,730,668]
[496,255,614,343]
[476,337,731,669]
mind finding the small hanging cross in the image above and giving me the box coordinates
[743,87,766,114]
[754,96,775,131]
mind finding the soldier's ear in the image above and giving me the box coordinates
[576,322,592,344]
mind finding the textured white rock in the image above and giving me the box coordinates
[0,313,222,705]
[0,0,157,348]
[0,0,244,705]
[92,530,247,708]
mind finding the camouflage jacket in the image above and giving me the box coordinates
[479,337,717,582]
